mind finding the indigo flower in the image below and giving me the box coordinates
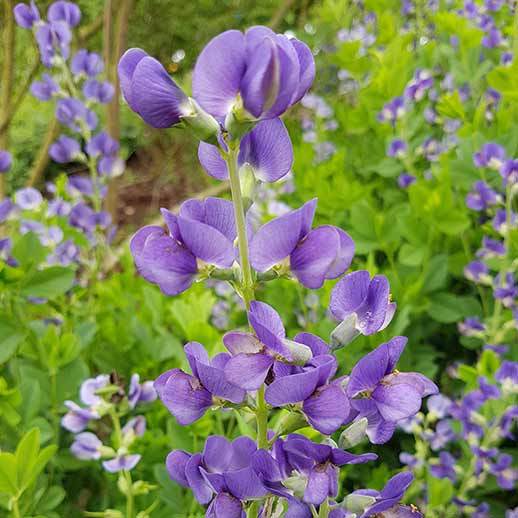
[249,198,354,289]
[397,173,416,189]
[493,273,517,307]
[458,317,485,337]
[465,181,499,211]
[47,1,81,27]
[71,49,104,77]
[86,131,119,158]
[464,260,490,284]
[192,26,315,120]
[346,336,438,443]
[428,420,455,450]
[490,454,518,490]
[477,236,506,258]
[501,159,518,185]
[56,98,98,132]
[61,400,99,432]
[30,74,59,101]
[405,70,434,101]
[14,187,43,210]
[36,21,72,67]
[80,374,110,406]
[329,270,396,347]
[155,342,245,425]
[473,143,506,170]
[482,28,503,49]
[0,199,13,223]
[430,451,457,481]
[131,197,236,295]
[387,139,407,158]
[127,373,157,409]
[167,435,267,511]
[427,394,452,420]
[496,361,518,390]
[378,96,405,124]
[264,333,350,434]
[223,301,314,391]
[349,472,415,517]
[118,48,190,128]
[14,1,40,29]
[70,432,102,460]
[48,240,80,266]
[275,434,376,506]
[103,454,141,473]
[198,118,293,182]
[49,135,81,163]
[0,150,12,173]
[83,79,115,104]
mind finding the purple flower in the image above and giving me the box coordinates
[405,70,434,101]
[118,48,189,128]
[378,96,405,124]
[458,317,485,337]
[420,137,443,162]
[0,199,13,223]
[496,361,518,388]
[346,336,438,443]
[47,198,72,217]
[103,454,141,473]
[329,271,396,346]
[427,394,452,419]
[14,187,43,210]
[464,261,490,284]
[98,156,125,177]
[473,143,506,170]
[223,301,314,391]
[155,342,245,425]
[56,98,98,132]
[501,160,518,185]
[387,139,407,158]
[250,199,354,289]
[127,374,157,409]
[131,197,236,296]
[198,118,293,182]
[493,209,517,233]
[70,432,102,460]
[501,52,513,66]
[192,26,315,119]
[0,150,12,173]
[167,435,267,510]
[500,406,518,440]
[83,79,115,104]
[429,420,456,450]
[482,28,502,49]
[490,454,518,490]
[465,181,499,211]
[47,1,81,27]
[49,135,81,163]
[351,472,415,517]
[30,74,59,101]
[275,434,376,506]
[122,415,147,438]
[48,239,80,266]
[35,21,72,67]
[80,374,110,406]
[264,334,350,434]
[61,400,99,432]
[86,131,119,158]
[397,173,416,189]
[493,273,517,307]
[14,1,40,29]
[477,236,506,258]
[430,451,457,481]
[71,49,104,77]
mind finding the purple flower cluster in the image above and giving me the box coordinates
[63,373,156,473]
[120,23,435,518]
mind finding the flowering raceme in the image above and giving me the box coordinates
[120,24,436,518]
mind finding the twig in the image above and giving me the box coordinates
[269,0,297,30]
[26,118,60,187]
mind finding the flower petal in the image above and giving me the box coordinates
[118,48,147,110]
[347,343,390,397]
[356,275,390,335]
[223,466,268,499]
[265,366,322,406]
[373,383,422,421]
[303,384,350,435]
[193,30,246,117]
[166,450,191,487]
[224,353,273,390]
[185,453,213,504]
[198,142,228,180]
[304,467,331,505]
[329,270,370,321]
[223,331,263,355]
[291,39,315,104]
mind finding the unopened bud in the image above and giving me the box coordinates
[239,163,257,211]
[276,412,308,436]
[183,98,220,145]
[339,418,368,449]
[330,315,360,350]
[283,339,313,365]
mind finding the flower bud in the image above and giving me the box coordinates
[276,411,308,436]
[330,314,360,350]
[283,339,313,365]
[183,98,220,145]
[339,418,368,449]
[224,99,256,141]
[239,163,257,212]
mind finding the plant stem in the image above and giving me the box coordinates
[124,470,134,518]
[226,142,254,309]
[318,498,330,518]
[256,385,269,449]
[11,498,21,518]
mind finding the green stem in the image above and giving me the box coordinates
[318,498,330,518]
[226,143,254,309]
[11,498,20,518]
[256,385,269,449]
[124,470,134,518]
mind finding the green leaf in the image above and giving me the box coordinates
[398,243,425,267]
[0,317,26,364]
[422,255,449,293]
[427,293,481,323]
[478,349,499,378]
[11,232,46,269]
[436,90,465,120]
[427,475,454,507]
[16,428,40,491]
[457,364,479,387]
[0,452,18,494]
[20,266,75,299]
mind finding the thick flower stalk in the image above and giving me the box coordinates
[120,25,438,518]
